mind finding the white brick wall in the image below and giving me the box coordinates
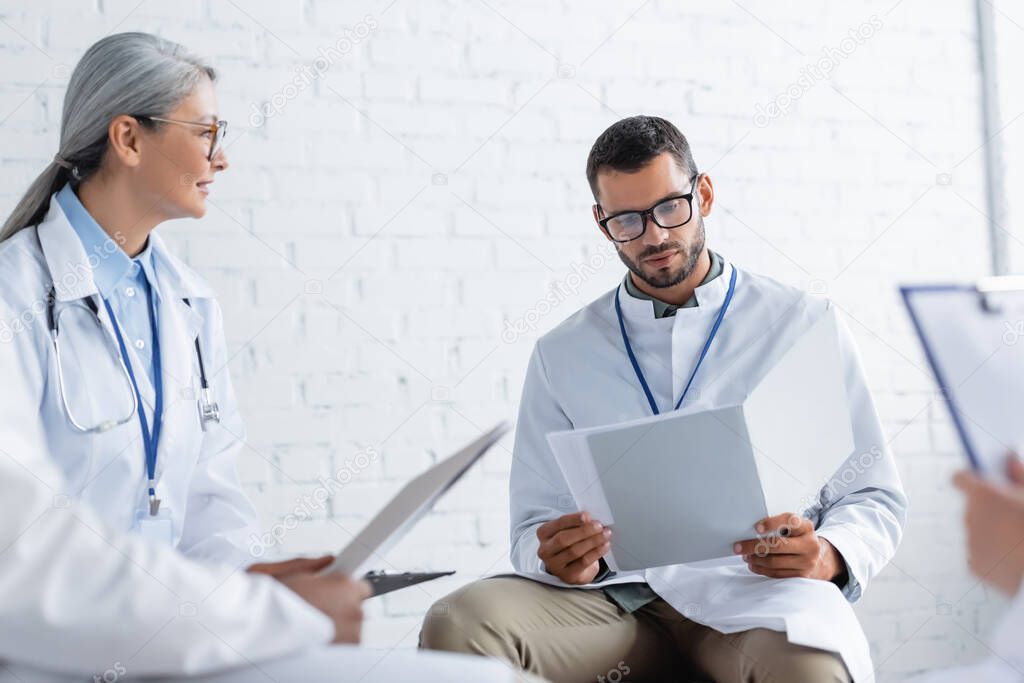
[0,0,1013,679]
[993,0,1024,271]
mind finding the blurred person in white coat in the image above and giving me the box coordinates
[0,423,542,682]
[0,32,540,683]
[421,116,908,683]
[916,454,1024,682]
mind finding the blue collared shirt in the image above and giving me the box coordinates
[56,184,160,386]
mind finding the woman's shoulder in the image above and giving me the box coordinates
[0,227,50,305]
[0,227,52,345]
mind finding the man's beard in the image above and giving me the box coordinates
[616,217,706,289]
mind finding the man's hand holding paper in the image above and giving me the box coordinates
[536,512,612,584]
[542,504,850,583]
[733,512,848,582]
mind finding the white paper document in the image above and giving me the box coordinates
[324,421,510,576]
[547,310,855,571]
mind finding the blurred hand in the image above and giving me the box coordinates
[248,555,334,580]
[537,511,612,585]
[1008,452,1024,487]
[953,453,1024,596]
[733,512,846,582]
[280,571,372,644]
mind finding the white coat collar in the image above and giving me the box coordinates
[35,193,210,412]
[616,257,737,323]
[35,192,215,304]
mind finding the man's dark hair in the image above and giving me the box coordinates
[585,115,697,200]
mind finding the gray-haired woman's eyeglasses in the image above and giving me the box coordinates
[134,115,228,161]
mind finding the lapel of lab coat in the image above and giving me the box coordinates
[146,233,209,479]
[34,196,153,406]
[36,196,209,481]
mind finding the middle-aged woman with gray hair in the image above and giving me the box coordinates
[0,31,538,683]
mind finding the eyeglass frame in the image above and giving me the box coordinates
[595,172,701,243]
[133,115,228,161]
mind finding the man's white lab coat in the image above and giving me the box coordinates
[509,258,907,682]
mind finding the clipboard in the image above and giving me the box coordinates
[322,421,510,578]
[900,277,1024,476]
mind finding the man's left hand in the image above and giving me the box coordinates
[733,512,846,582]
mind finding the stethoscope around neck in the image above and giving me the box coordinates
[45,286,220,434]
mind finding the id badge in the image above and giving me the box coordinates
[133,507,174,546]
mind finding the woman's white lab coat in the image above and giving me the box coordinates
[508,258,908,682]
[0,194,257,566]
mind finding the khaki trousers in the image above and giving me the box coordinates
[419,576,851,683]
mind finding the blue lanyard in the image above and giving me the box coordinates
[614,266,737,415]
[102,298,163,514]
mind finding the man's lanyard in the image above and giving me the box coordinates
[614,266,738,415]
[102,298,163,515]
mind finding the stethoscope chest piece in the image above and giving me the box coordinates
[197,388,219,432]
[183,297,220,432]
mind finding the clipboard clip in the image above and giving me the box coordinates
[975,276,1024,314]
[361,569,455,597]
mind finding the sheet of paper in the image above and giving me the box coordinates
[745,309,855,513]
[547,431,615,526]
[578,406,768,571]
